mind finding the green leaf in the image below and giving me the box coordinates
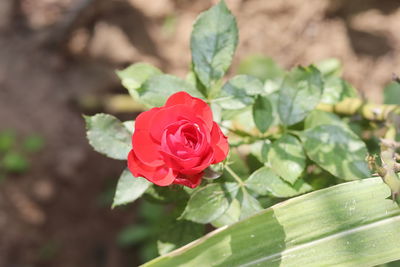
[278,66,323,126]
[249,140,270,163]
[261,141,271,162]
[238,189,263,220]
[219,75,264,110]
[157,220,204,255]
[0,130,15,152]
[321,77,357,104]
[123,120,135,134]
[2,152,29,173]
[143,178,400,267]
[139,74,204,107]
[112,169,151,208]
[191,0,238,89]
[224,107,257,135]
[181,183,239,224]
[144,185,189,204]
[315,58,342,78]
[252,95,273,133]
[23,134,44,153]
[238,55,284,82]
[301,125,371,180]
[265,91,282,127]
[116,63,162,98]
[85,114,131,160]
[117,224,152,246]
[246,153,263,173]
[304,110,347,130]
[211,198,241,227]
[268,134,306,184]
[223,151,249,182]
[203,163,224,180]
[384,81,400,105]
[245,166,312,198]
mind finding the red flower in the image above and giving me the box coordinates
[127,91,229,188]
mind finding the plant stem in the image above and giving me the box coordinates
[317,98,400,122]
[95,95,400,128]
[225,165,245,187]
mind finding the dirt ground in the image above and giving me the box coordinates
[0,0,399,266]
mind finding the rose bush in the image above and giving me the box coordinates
[127,91,229,188]
[85,2,400,265]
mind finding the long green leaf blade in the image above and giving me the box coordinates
[142,178,400,267]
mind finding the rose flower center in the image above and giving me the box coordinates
[161,121,204,158]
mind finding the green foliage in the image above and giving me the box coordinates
[301,125,371,180]
[85,2,400,265]
[157,220,204,255]
[315,58,357,104]
[143,178,400,267]
[181,183,239,224]
[211,199,240,227]
[117,201,165,262]
[2,152,29,173]
[245,167,312,198]
[237,189,262,220]
[252,95,273,133]
[278,66,323,126]
[238,55,285,82]
[384,81,400,105]
[268,134,306,184]
[112,169,151,208]
[85,114,131,160]
[219,75,264,110]
[304,110,346,129]
[23,135,45,153]
[118,224,152,247]
[320,77,357,104]
[190,0,238,90]
[116,63,162,99]
[0,130,15,152]
[315,58,342,77]
[0,130,44,179]
[145,185,189,204]
[139,74,204,107]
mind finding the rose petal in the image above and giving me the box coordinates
[127,150,156,178]
[172,172,203,188]
[160,150,202,170]
[132,107,164,165]
[134,107,160,131]
[161,121,205,157]
[132,129,163,166]
[179,149,214,175]
[149,105,202,141]
[210,122,229,163]
[127,150,176,186]
[165,92,213,130]
[152,167,176,186]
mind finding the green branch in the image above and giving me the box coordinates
[317,98,400,122]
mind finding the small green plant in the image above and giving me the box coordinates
[85,1,400,266]
[0,130,44,181]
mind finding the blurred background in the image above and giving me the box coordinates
[0,0,399,266]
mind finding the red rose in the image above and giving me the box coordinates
[127,91,229,188]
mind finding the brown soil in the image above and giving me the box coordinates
[0,0,399,266]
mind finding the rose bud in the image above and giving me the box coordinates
[127,91,229,188]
